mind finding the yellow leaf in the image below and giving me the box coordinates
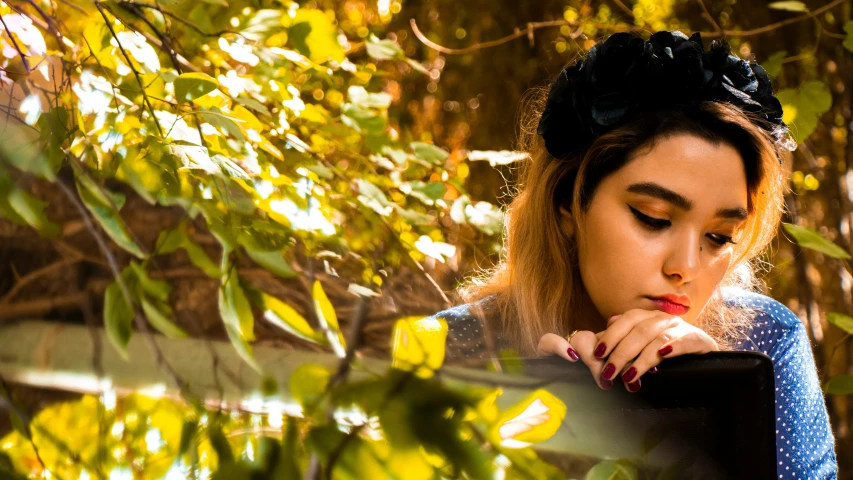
[231,105,263,131]
[312,280,346,356]
[261,292,324,344]
[390,316,448,377]
[259,136,284,161]
[290,363,331,409]
[490,389,566,448]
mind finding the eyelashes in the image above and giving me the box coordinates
[628,205,736,248]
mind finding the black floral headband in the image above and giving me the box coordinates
[536,30,796,161]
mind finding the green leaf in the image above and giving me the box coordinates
[762,51,787,78]
[200,107,246,142]
[395,206,433,225]
[451,196,505,236]
[313,280,346,357]
[208,423,235,465]
[245,248,298,278]
[219,253,261,371]
[0,123,57,181]
[175,72,219,102]
[365,33,404,60]
[104,280,134,360]
[155,221,220,277]
[408,181,446,205]
[584,459,639,480]
[256,291,323,344]
[141,298,188,339]
[76,178,146,258]
[768,1,808,11]
[824,374,853,395]
[347,85,392,109]
[776,81,832,144]
[5,187,60,237]
[341,103,387,134]
[844,22,853,53]
[411,142,449,165]
[827,313,853,335]
[355,179,394,216]
[782,223,850,259]
[289,9,345,63]
[177,419,199,457]
[210,154,250,180]
[304,424,386,479]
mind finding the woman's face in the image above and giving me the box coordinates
[561,133,749,326]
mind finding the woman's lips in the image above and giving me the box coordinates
[649,297,690,316]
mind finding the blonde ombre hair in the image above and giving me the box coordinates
[461,87,792,355]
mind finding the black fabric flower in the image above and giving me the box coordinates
[536,30,794,160]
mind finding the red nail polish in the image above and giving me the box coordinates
[566,347,579,361]
[601,363,616,380]
[627,381,641,392]
[594,343,607,358]
[601,379,613,390]
[649,366,659,374]
[622,367,637,383]
[658,345,673,356]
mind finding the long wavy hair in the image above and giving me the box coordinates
[461,79,792,355]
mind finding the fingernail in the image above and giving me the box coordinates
[601,363,616,380]
[601,379,613,390]
[649,366,659,374]
[594,343,607,358]
[566,347,579,361]
[627,381,641,392]
[658,345,673,356]
[621,367,637,383]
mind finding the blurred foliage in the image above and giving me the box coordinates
[1,0,853,477]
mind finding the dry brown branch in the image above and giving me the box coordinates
[0,291,89,320]
[0,256,83,304]
[410,0,853,55]
[696,0,722,35]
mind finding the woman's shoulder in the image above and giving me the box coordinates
[720,286,803,355]
[427,295,498,362]
[720,286,800,328]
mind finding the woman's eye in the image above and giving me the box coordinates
[629,205,738,249]
[707,234,736,248]
[629,205,669,230]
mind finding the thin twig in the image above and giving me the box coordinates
[54,177,191,400]
[94,1,165,137]
[120,1,247,39]
[0,14,31,73]
[821,333,850,384]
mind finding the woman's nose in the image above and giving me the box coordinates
[663,230,701,283]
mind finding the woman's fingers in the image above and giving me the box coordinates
[618,324,719,388]
[597,314,679,384]
[536,333,581,363]
[569,330,611,390]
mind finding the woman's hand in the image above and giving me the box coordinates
[537,330,611,390]
[537,309,719,392]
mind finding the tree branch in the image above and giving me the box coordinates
[410,0,853,55]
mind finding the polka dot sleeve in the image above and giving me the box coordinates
[723,287,839,479]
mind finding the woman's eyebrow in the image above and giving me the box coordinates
[626,182,747,220]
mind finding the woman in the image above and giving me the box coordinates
[433,31,838,478]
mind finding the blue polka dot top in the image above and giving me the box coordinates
[433,287,839,479]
